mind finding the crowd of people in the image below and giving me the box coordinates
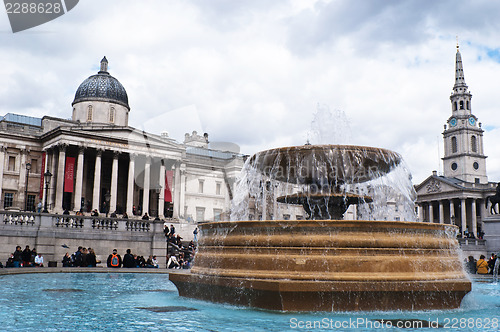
[62,246,99,267]
[466,253,500,278]
[165,224,196,269]
[2,245,44,268]
[106,248,159,268]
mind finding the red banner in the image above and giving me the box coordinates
[39,152,46,198]
[64,157,75,193]
[165,170,173,202]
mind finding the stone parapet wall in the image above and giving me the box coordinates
[0,212,197,268]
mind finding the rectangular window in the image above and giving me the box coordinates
[27,194,36,212]
[198,180,204,193]
[4,193,13,208]
[8,156,15,171]
[216,182,221,195]
[213,209,222,222]
[30,159,38,173]
[283,214,290,220]
[296,215,304,220]
[196,207,205,222]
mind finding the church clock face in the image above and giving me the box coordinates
[468,117,476,126]
[450,118,457,127]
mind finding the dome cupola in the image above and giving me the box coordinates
[72,57,130,126]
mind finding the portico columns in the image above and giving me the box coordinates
[172,163,181,218]
[49,150,57,210]
[471,199,477,237]
[449,200,455,225]
[110,151,119,213]
[54,144,66,212]
[439,201,444,224]
[73,146,85,212]
[126,153,136,216]
[0,146,5,208]
[92,149,102,211]
[158,161,165,218]
[429,203,433,223]
[41,151,49,211]
[417,204,423,222]
[142,157,151,216]
[18,149,28,209]
[460,198,467,237]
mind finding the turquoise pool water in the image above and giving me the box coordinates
[0,273,498,331]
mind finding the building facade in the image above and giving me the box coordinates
[416,46,496,238]
[0,57,245,222]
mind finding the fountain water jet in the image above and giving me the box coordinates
[169,143,471,311]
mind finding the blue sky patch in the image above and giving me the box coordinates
[486,48,500,62]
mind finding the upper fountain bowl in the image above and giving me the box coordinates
[248,145,401,185]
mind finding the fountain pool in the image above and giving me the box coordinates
[0,273,498,331]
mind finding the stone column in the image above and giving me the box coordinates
[142,156,151,216]
[158,160,166,218]
[110,151,119,213]
[17,149,28,209]
[428,202,433,223]
[417,204,423,222]
[0,146,5,209]
[49,150,57,211]
[471,199,477,238]
[41,150,49,210]
[126,153,136,216]
[92,149,103,211]
[439,201,444,224]
[460,198,467,237]
[54,144,66,212]
[179,164,186,219]
[172,163,180,218]
[73,146,85,212]
[450,200,456,225]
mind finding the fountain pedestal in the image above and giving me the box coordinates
[169,220,471,311]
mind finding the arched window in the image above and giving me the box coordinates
[451,136,457,153]
[466,101,469,110]
[109,107,115,123]
[459,101,464,109]
[471,136,477,152]
[87,105,93,122]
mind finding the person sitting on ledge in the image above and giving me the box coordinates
[122,212,128,219]
[63,209,70,215]
[5,253,15,268]
[62,252,72,267]
[110,211,117,218]
[122,249,135,268]
[142,213,150,220]
[477,255,489,274]
[107,249,122,268]
[34,253,44,267]
[91,209,99,217]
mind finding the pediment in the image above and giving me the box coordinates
[415,176,461,196]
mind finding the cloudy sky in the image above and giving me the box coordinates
[1,0,500,184]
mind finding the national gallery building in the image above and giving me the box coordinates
[0,57,245,222]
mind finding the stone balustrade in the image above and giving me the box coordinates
[2,212,36,226]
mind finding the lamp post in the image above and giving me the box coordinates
[24,162,31,211]
[43,170,52,213]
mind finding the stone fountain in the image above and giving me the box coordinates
[169,144,471,311]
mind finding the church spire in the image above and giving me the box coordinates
[98,56,109,74]
[454,44,467,90]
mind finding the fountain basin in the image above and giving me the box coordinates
[169,220,471,311]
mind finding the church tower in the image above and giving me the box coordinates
[442,45,488,184]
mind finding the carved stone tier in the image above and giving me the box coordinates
[248,145,401,185]
[169,220,471,311]
[277,192,373,220]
